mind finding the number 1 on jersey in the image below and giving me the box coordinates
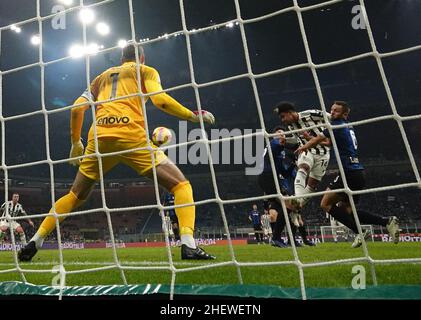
[110,73,120,99]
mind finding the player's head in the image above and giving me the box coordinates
[121,43,145,64]
[331,101,350,120]
[252,204,257,210]
[273,102,298,124]
[12,193,19,203]
[272,125,286,145]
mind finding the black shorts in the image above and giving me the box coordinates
[253,224,262,231]
[258,173,289,214]
[329,169,365,204]
[258,173,288,197]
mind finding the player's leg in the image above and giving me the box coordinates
[297,215,315,246]
[18,171,96,261]
[289,221,302,247]
[341,170,400,244]
[14,224,27,245]
[269,204,288,248]
[301,153,329,207]
[150,160,194,242]
[148,159,215,259]
[19,140,119,261]
[33,172,95,246]
[258,174,288,247]
[0,223,8,241]
[293,152,314,208]
[321,190,359,234]
[121,141,214,259]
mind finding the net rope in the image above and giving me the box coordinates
[0,0,419,300]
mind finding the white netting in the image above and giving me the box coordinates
[0,0,420,300]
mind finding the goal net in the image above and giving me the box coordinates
[0,0,420,301]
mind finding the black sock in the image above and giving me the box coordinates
[357,210,389,227]
[328,206,359,233]
[298,225,309,243]
[271,205,286,242]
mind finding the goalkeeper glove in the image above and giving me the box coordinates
[69,139,84,166]
[190,110,215,125]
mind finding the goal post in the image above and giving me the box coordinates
[320,224,374,243]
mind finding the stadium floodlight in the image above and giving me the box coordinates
[86,43,99,55]
[69,44,84,58]
[10,25,22,33]
[79,8,95,25]
[118,39,127,48]
[58,0,73,5]
[96,22,110,36]
[31,35,41,46]
[225,22,234,28]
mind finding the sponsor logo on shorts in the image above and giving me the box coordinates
[97,116,130,125]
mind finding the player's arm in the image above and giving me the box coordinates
[69,78,100,166]
[144,68,215,124]
[294,134,328,155]
[20,208,34,228]
[70,97,90,142]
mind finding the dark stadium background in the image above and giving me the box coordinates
[0,0,419,242]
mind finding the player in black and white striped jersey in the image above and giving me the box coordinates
[0,193,34,245]
[273,102,331,210]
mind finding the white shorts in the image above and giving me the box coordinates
[263,227,272,236]
[297,152,330,181]
[0,220,21,231]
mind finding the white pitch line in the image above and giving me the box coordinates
[0,261,217,267]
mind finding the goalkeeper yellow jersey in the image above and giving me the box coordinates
[82,62,162,142]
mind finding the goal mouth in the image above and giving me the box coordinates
[1,282,421,300]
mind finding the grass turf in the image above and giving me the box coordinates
[0,242,420,289]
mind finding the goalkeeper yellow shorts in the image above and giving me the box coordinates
[79,138,167,181]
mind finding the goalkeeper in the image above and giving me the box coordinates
[19,44,216,261]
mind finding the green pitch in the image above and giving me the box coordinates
[0,242,420,289]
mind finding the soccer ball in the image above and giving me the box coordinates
[151,127,172,146]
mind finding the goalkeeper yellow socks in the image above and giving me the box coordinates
[31,191,84,249]
[171,181,196,248]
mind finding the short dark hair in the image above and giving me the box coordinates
[273,101,296,114]
[272,125,285,133]
[334,101,350,113]
[122,44,144,62]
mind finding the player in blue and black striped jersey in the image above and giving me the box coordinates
[258,126,314,247]
[296,101,400,247]
[248,204,264,244]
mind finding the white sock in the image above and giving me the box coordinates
[181,234,196,249]
[19,232,27,245]
[301,185,315,206]
[294,169,308,198]
[30,232,45,249]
